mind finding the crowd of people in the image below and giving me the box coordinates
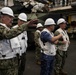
[0,6,70,75]
[0,6,37,75]
[34,18,70,75]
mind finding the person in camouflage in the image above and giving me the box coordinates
[54,18,70,75]
[34,23,43,65]
[0,7,37,75]
[10,13,28,75]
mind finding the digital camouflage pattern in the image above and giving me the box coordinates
[0,19,38,75]
[0,22,28,75]
[54,50,67,75]
[0,19,38,39]
[0,57,18,75]
[54,31,68,75]
[0,23,28,39]
[34,31,41,47]
[34,31,41,63]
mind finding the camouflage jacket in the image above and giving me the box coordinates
[0,23,28,40]
[34,30,41,47]
[54,30,64,45]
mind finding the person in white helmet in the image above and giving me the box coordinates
[34,23,43,65]
[10,13,28,75]
[0,7,38,75]
[40,18,62,75]
[17,13,28,75]
[54,18,70,75]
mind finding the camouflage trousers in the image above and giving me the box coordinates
[54,50,67,74]
[35,47,41,62]
[0,57,18,75]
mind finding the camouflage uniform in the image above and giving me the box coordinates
[0,23,28,39]
[55,49,67,75]
[34,30,41,64]
[0,58,18,75]
[54,29,69,75]
[0,23,28,75]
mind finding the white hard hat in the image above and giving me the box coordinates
[1,7,14,17]
[36,23,43,28]
[18,13,27,22]
[44,18,56,26]
[57,18,66,25]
